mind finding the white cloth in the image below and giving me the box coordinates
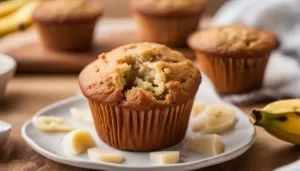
[212,0,300,104]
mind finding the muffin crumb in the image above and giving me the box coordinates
[99,53,106,60]
[163,68,171,74]
[124,44,137,51]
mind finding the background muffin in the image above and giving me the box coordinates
[79,42,201,151]
[130,0,205,47]
[33,0,102,51]
[188,25,278,94]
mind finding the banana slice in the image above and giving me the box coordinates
[62,129,96,157]
[192,101,206,117]
[192,114,207,131]
[88,148,124,164]
[32,116,74,132]
[70,108,94,125]
[150,151,180,164]
[192,104,237,134]
[185,134,224,156]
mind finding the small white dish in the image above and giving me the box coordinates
[0,54,16,100]
[22,75,255,171]
[0,120,12,149]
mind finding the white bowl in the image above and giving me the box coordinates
[0,120,12,149]
[0,54,16,100]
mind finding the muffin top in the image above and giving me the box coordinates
[79,43,201,110]
[33,0,102,23]
[188,25,278,58]
[130,0,205,17]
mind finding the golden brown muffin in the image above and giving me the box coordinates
[188,25,278,94]
[79,42,201,151]
[33,0,102,51]
[130,0,205,47]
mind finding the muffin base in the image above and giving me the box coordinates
[88,98,194,151]
[133,13,201,47]
[34,20,97,51]
[196,52,270,94]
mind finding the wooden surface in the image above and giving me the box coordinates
[0,75,300,171]
[7,31,195,73]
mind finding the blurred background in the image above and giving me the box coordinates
[101,0,226,17]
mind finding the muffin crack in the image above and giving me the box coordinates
[98,44,185,98]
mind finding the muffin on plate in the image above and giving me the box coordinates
[130,0,205,47]
[79,42,201,151]
[188,25,278,94]
[32,0,102,51]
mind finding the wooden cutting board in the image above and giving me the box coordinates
[6,30,195,73]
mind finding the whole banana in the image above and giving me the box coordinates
[0,0,41,37]
[0,0,30,17]
[250,99,300,145]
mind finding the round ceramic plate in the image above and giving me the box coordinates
[22,75,255,171]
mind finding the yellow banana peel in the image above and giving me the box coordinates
[0,0,31,18]
[0,0,42,37]
[250,99,300,145]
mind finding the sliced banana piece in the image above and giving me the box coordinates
[70,108,94,125]
[192,104,236,134]
[88,148,124,164]
[192,101,207,117]
[150,151,180,164]
[62,129,96,157]
[185,134,224,156]
[32,116,74,132]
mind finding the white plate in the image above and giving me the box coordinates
[22,75,255,171]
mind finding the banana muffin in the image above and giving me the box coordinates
[33,0,102,51]
[188,25,278,94]
[130,0,205,47]
[79,42,201,151]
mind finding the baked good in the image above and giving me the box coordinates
[32,0,102,51]
[188,25,278,94]
[130,0,205,47]
[79,42,201,151]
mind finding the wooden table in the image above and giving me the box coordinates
[0,75,300,171]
